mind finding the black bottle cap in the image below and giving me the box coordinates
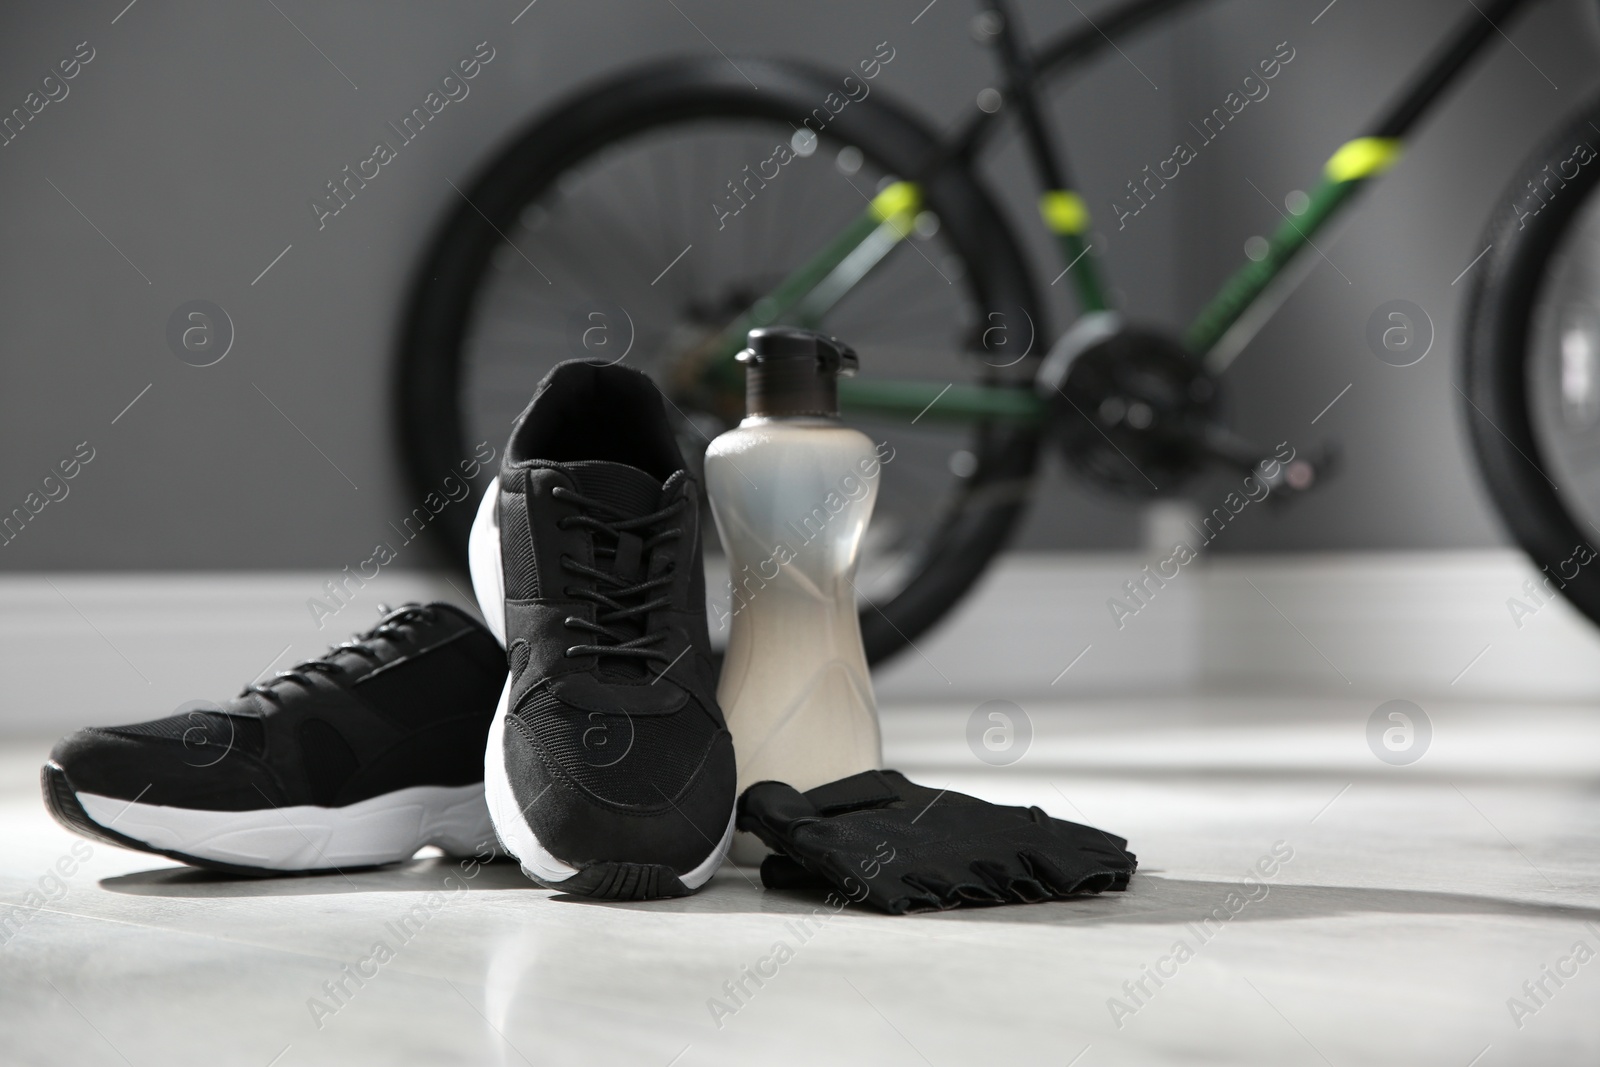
[736,327,859,418]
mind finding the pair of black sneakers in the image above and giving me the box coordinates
[43,362,735,900]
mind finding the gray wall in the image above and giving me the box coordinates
[1169,0,1600,551]
[1,0,1595,571]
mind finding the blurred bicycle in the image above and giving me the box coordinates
[399,0,1600,662]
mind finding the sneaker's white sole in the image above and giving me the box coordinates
[468,479,733,891]
[74,783,494,871]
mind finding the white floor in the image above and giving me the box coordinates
[4,696,1599,1066]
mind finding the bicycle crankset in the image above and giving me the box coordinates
[1034,313,1326,498]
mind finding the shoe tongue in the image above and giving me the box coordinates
[564,460,664,515]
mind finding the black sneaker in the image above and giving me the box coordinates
[41,603,506,876]
[468,360,735,900]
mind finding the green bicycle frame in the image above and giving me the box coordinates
[695,0,1532,426]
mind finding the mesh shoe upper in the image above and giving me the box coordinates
[49,603,506,811]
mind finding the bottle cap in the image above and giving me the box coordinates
[736,327,859,418]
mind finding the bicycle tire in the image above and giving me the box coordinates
[1463,95,1600,630]
[396,57,1046,665]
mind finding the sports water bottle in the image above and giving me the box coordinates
[703,328,884,863]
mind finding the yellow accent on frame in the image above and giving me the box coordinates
[1039,190,1090,234]
[869,181,921,228]
[1324,137,1403,183]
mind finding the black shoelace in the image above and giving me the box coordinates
[242,603,438,702]
[554,485,683,669]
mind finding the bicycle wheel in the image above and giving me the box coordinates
[1463,97,1600,628]
[397,57,1045,664]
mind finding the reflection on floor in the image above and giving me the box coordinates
[3,698,1598,1066]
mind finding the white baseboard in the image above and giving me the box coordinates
[869,551,1600,703]
[4,552,1597,737]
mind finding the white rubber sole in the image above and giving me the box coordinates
[75,783,494,872]
[468,478,733,891]
[469,478,509,648]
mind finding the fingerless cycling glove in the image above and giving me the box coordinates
[738,769,1136,914]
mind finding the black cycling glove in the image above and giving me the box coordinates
[737,769,1136,915]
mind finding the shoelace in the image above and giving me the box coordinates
[553,485,684,668]
[242,603,438,702]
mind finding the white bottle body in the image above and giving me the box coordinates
[704,417,884,849]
